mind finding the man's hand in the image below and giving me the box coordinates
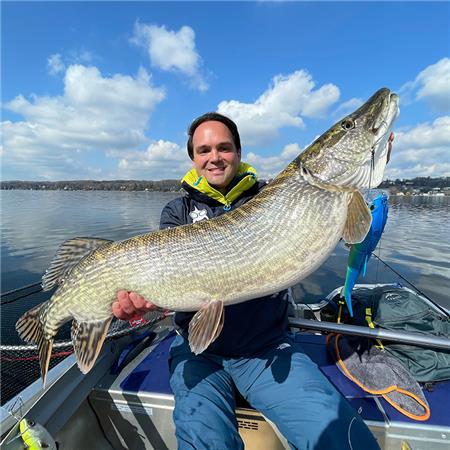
[112,290,157,321]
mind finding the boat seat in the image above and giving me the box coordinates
[90,331,290,449]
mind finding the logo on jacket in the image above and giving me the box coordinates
[190,207,209,223]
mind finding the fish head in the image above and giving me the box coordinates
[299,88,399,189]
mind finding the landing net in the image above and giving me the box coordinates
[0,282,167,405]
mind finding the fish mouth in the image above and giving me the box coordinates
[298,88,400,190]
[333,89,399,189]
[372,92,399,136]
[371,91,399,142]
[368,91,399,187]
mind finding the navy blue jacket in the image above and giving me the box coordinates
[159,180,289,357]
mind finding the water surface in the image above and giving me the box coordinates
[2,191,449,310]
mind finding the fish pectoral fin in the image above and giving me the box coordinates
[15,302,53,386]
[188,300,224,355]
[343,191,372,244]
[42,237,113,291]
[71,317,113,374]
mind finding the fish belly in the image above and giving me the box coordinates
[115,182,349,311]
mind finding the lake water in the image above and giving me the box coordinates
[1,190,449,314]
[1,191,449,406]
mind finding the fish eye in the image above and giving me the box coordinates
[341,119,355,130]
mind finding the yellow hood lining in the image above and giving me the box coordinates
[182,162,258,208]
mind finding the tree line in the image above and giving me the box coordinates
[379,177,450,189]
[1,177,449,192]
[0,180,182,191]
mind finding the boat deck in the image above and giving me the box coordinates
[88,330,450,450]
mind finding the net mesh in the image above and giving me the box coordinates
[0,283,166,405]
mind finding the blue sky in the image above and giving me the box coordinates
[2,1,449,181]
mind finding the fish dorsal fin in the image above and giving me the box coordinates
[343,191,372,244]
[42,237,113,291]
[188,300,224,355]
[71,317,113,374]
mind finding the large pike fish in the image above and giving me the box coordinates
[17,88,399,385]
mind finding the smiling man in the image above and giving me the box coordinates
[112,112,380,450]
[189,119,241,193]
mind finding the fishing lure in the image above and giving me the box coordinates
[342,193,389,316]
[3,397,57,450]
[19,418,57,450]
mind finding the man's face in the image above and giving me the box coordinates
[191,121,241,193]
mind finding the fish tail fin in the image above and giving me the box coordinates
[362,255,369,277]
[344,290,354,317]
[342,268,356,317]
[16,302,54,386]
[38,339,54,388]
[71,317,113,374]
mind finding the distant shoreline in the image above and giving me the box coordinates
[0,180,182,192]
[1,177,449,196]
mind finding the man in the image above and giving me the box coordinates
[112,113,380,449]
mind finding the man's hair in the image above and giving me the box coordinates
[187,112,241,160]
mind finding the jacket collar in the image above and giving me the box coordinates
[181,162,258,208]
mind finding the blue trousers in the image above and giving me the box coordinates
[169,334,380,450]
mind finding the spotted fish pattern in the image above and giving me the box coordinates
[16,88,399,385]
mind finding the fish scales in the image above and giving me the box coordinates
[16,88,399,382]
[50,171,347,314]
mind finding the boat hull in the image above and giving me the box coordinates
[2,285,449,450]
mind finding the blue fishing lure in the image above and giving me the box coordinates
[342,193,389,316]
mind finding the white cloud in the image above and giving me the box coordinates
[246,143,304,179]
[332,97,363,118]
[131,22,208,92]
[246,116,450,181]
[2,65,166,179]
[217,70,339,146]
[400,58,450,112]
[117,140,192,179]
[46,49,97,77]
[385,116,450,179]
[68,48,95,64]
[47,53,65,75]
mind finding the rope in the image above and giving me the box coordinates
[371,253,449,317]
[1,342,73,351]
[371,253,431,300]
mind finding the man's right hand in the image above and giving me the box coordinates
[112,290,157,321]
